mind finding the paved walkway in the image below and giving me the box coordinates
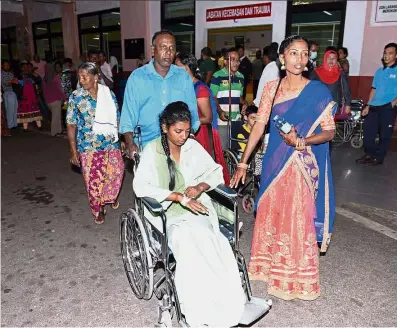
[1,130,397,327]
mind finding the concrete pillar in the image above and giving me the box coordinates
[61,0,80,64]
[120,0,160,72]
[15,0,34,61]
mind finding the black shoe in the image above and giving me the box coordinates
[368,158,383,166]
[356,155,372,164]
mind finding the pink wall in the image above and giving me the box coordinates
[120,0,151,72]
[61,2,80,64]
[360,3,397,77]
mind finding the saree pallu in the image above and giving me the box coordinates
[80,149,124,218]
[195,125,230,185]
[249,80,336,301]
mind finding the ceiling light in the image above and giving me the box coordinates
[179,23,194,27]
[93,37,100,40]
[37,27,47,30]
[111,12,120,15]
[323,11,332,16]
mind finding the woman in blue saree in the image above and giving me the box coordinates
[231,35,337,301]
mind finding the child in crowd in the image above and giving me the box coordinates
[234,105,265,176]
[234,105,258,156]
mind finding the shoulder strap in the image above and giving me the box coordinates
[264,78,282,134]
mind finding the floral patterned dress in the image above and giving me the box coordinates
[66,87,124,218]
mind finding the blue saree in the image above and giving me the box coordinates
[249,79,337,300]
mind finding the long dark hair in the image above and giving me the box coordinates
[278,35,309,78]
[176,52,202,80]
[159,101,192,190]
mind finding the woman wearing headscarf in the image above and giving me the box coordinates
[66,62,124,225]
[43,63,65,136]
[311,50,352,116]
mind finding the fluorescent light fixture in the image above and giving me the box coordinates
[323,11,332,16]
[92,25,98,28]
[111,12,120,15]
[179,23,194,27]
[93,37,100,40]
[37,27,47,30]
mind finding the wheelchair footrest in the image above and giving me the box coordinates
[239,297,272,326]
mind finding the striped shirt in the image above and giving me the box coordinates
[210,68,244,125]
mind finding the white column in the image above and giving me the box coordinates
[343,0,368,76]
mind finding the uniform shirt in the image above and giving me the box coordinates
[66,87,120,153]
[369,63,397,106]
[119,60,199,147]
[210,68,244,126]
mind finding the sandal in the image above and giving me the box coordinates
[94,206,106,225]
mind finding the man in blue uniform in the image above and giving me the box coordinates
[356,43,397,166]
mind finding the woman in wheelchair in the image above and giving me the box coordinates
[133,101,245,327]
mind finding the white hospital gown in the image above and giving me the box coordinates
[133,138,245,327]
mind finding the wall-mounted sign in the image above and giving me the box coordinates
[124,38,145,60]
[371,0,397,26]
[206,2,272,22]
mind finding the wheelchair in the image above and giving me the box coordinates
[333,99,365,148]
[120,138,272,327]
[223,121,264,214]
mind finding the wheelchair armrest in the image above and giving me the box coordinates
[214,184,237,198]
[141,197,164,215]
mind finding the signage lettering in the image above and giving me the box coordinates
[206,3,272,22]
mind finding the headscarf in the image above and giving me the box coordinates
[43,63,55,86]
[314,50,341,84]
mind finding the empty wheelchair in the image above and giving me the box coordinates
[333,99,365,148]
[120,153,272,327]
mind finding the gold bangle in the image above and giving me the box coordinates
[237,163,248,170]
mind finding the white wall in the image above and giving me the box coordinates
[195,0,287,58]
[208,29,272,53]
[76,0,120,15]
[342,0,368,76]
[148,0,161,43]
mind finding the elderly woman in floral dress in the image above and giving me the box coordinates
[66,62,124,224]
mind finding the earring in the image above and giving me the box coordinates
[280,63,286,70]
[304,66,308,71]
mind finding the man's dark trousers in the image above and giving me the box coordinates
[364,103,397,162]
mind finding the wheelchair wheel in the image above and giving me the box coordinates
[223,149,239,176]
[242,194,255,214]
[350,135,363,149]
[120,208,154,300]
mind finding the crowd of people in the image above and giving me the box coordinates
[2,28,396,327]
[1,50,118,137]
